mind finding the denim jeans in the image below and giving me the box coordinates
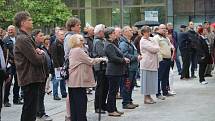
[52,74,67,97]
[122,71,136,106]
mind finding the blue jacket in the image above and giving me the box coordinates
[119,36,138,72]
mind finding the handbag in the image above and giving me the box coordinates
[60,59,69,80]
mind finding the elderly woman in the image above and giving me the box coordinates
[104,27,130,117]
[67,34,106,121]
[140,26,160,104]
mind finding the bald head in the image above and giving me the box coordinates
[158,24,167,35]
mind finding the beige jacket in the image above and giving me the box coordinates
[68,47,104,88]
[153,34,174,60]
[140,37,160,71]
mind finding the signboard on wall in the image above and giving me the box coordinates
[145,11,158,22]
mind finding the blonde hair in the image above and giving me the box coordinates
[68,34,84,48]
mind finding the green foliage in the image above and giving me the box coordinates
[0,0,72,29]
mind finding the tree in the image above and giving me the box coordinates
[0,0,72,30]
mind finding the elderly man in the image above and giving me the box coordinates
[119,26,141,109]
[3,25,23,107]
[154,24,175,100]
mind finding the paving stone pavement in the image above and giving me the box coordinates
[2,69,215,121]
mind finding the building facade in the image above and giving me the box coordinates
[64,0,215,29]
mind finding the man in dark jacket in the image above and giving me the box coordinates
[14,11,47,121]
[32,29,53,121]
[178,25,191,79]
[187,21,199,78]
[3,25,23,107]
[50,30,67,100]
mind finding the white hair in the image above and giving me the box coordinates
[94,24,105,35]
[7,25,15,30]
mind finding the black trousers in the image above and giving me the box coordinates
[106,76,120,113]
[94,70,109,110]
[199,62,207,82]
[36,82,46,117]
[181,50,191,78]
[157,59,171,96]
[21,83,41,121]
[4,66,20,103]
[0,75,4,119]
[68,88,87,121]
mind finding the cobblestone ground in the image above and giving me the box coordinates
[2,69,215,121]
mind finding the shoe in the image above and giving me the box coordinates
[163,93,174,97]
[168,91,176,95]
[13,100,23,105]
[37,114,53,121]
[130,102,139,107]
[4,102,11,107]
[108,111,121,117]
[205,74,212,77]
[53,96,61,100]
[62,95,67,98]
[156,95,165,100]
[200,81,208,85]
[134,84,141,88]
[123,104,136,109]
[116,110,124,115]
[86,88,93,94]
[65,116,71,121]
[46,90,52,95]
[95,109,106,114]
[191,75,197,78]
[144,99,154,104]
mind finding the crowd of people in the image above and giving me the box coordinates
[0,11,214,121]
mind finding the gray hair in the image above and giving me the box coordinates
[141,26,151,34]
[94,24,105,35]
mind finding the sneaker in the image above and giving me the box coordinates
[130,102,139,107]
[4,102,11,107]
[53,96,61,100]
[200,81,208,85]
[168,91,176,95]
[13,100,24,105]
[156,95,165,100]
[123,104,136,109]
[164,92,174,97]
[37,115,53,121]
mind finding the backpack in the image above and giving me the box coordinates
[60,58,69,80]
